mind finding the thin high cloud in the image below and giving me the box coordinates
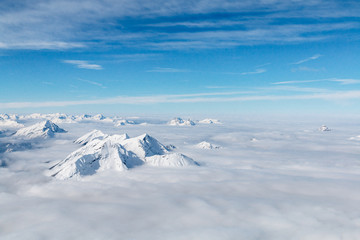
[0,1,359,50]
[63,60,103,70]
[1,90,360,109]
[292,54,322,65]
[273,78,360,85]
[77,78,106,88]
[291,66,325,72]
[241,69,266,75]
[146,67,189,73]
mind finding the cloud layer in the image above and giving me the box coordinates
[63,60,103,70]
[0,0,359,50]
[1,90,360,109]
[1,116,360,239]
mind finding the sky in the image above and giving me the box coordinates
[0,0,360,116]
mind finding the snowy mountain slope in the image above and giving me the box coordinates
[114,119,136,126]
[49,137,130,179]
[120,133,168,159]
[74,129,108,145]
[198,119,221,124]
[319,125,331,131]
[14,120,67,139]
[168,117,195,126]
[195,141,221,149]
[0,119,24,129]
[50,132,197,179]
[145,153,198,167]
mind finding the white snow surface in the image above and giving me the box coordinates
[13,120,66,139]
[1,115,360,239]
[319,125,331,131]
[195,141,221,149]
[146,153,198,167]
[114,119,136,126]
[50,136,130,180]
[168,117,196,126]
[0,119,24,129]
[74,129,108,145]
[50,132,195,179]
[198,118,221,124]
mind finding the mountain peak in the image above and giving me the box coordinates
[50,131,197,179]
[168,117,195,126]
[14,120,67,139]
[74,129,108,145]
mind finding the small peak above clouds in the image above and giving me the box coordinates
[14,120,67,139]
[168,117,196,126]
[319,125,331,132]
[198,119,221,124]
[195,141,221,149]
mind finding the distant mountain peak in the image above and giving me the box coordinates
[195,141,221,149]
[14,120,66,139]
[168,117,195,126]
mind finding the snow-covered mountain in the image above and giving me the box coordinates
[114,119,136,126]
[50,132,197,179]
[50,114,77,124]
[74,129,108,145]
[0,118,24,129]
[319,125,331,131]
[14,120,67,139]
[0,114,19,121]
[50,136,131,179]
[120,133,168,158]
[195,141,221,149]
[198,119,221,124]
[168,117,195,126]
[76,114,113,123]
[146,153,198,167]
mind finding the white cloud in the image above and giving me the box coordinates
[291,66,325,72]
[63,60,103,70]
[1,90,360,109]
[146,67,189,73]
[0,41,85,50]
[292,54,322,65]
[0,1,359,50]
[241,69,266,75]
[273,78,360,85]
[1,115,360,239]
[77,78,106,88]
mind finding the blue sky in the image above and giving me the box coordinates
[0,0,359,116]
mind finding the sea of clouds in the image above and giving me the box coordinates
[1,116,360,239]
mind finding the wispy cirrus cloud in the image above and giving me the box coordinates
[77,78,106,88]
[273,78,360,85]
[0,1,359,50]
[0,41,85,50]
[146,67,189,73]
[292,54,322,65]
[241,68,266,75]
[1,90,360,109]
[291,66,325,72]
[63,60,103,70]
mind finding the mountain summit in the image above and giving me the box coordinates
[14,120,67,139]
